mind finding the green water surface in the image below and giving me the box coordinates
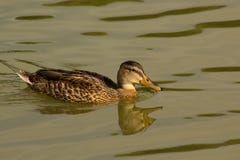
[0,0,240,159]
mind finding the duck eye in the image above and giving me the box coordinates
[130,68,135,72]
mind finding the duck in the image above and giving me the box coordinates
[16,60,161,103]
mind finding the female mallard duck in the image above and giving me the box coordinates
[17,61,161,103]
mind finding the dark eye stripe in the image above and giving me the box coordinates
[125,66,144,77]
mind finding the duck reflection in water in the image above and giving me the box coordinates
[36,103,96,114]
[36,99,161,135]
[118,100,162,135]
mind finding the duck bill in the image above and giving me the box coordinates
[140,77,161,91]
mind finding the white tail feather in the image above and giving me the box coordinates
[0,60,33,85]
[17,70,32,85]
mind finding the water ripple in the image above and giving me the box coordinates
[15,59,47,69]
[101,5,225,21]
[228,110,240,113]
[17,41,51,45]
[172,73,195,77]
[197,113,226,117]
[155,80,177,84]
[0,50,36,53]
[138,19,240,38]
[15,15,54,20]
[43,0,143,7]
[202,66,240,72]
[116,138,240,157]
[81,32,108,36]
[162,87,203,91]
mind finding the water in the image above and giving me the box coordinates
[0,0,240,159]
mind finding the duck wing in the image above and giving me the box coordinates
[32,69,118,89]
[26,69,119,103]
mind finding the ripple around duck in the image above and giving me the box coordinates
[0,73,15,75]
[202,66,240,72]
[15,59,47,69]
[43,0,143,7]
[15,15,54,20]
[162,87,203,91]
[138,19,240,38]
[116,138,240,157]
[101,5,225,21]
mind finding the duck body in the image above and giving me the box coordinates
[16,61,161,104]
[21,69,122,103]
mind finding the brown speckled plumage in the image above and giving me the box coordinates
[26,69,120,103]
[16,61,161,103]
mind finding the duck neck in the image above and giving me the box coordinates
[120,83,136,90]
[117,83,137,98]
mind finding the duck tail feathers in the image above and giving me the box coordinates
[17,70,32,85]
[0,59,32,85]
